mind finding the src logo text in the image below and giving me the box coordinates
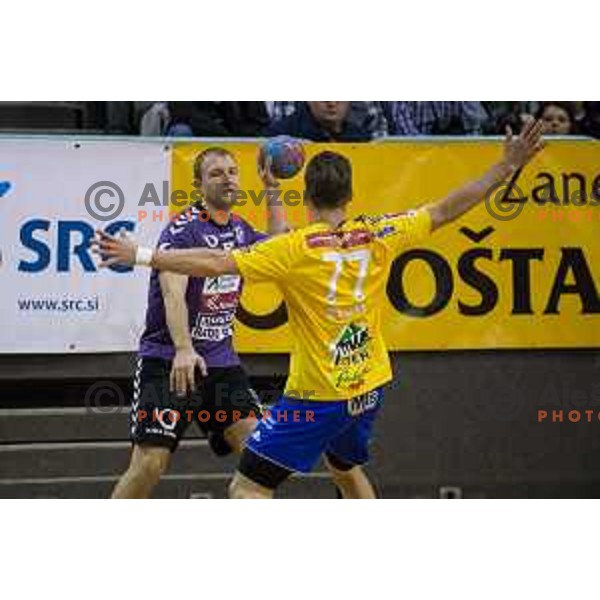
[0,181,12,199]
[18,219,135,273]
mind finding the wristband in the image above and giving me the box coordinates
[135,246,154,266]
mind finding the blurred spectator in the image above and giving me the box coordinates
[268,101,297,122]
[103,101,136,134]
[224,102,269,136]
[390,101,488,135]
[132,100,598,139]
[164,103,196,136]
[269,102,388,138]
[581,102,600,138]
[349,102,389,138]
[535,102,577,135]
[139,102,169,136]
[267,101,372,142]
[166,102,228,136]
[572,101,587,129]
[482,101,539,134]
[164,102,269,137]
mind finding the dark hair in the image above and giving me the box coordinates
[536,102,576,129]
[193,147,235,181]
[582,102,600,138]
[304,151,353,209]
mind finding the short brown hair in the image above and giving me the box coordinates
[193,147,235,181]
[535,102,576,129]
[304,151,353,209]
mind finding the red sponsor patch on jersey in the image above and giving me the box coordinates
[305,229,373,249]
[200,291,240,313]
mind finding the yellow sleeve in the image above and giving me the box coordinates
[231,231,297,284]
[370,208,432,254]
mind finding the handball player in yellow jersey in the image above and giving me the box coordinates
[95,117,544,498]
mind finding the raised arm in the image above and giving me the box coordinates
[426,117,545,232]
[94,231,238,277]
[259,149,289,235]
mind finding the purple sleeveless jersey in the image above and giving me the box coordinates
[138,204,268,367]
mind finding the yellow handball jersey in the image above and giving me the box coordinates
[232,208,432,401]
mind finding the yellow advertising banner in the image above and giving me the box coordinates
[171,139,600,351]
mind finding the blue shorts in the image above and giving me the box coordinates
[244,387,384,474]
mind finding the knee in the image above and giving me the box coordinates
[130,448,170,482]
[228,473,271,499]
[223,418,257,455]
[331,468,360,489]
[228,476,245,499]
[324,455,357,483]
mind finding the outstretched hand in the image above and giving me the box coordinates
[503,116,546,171]
[92,229,138,268]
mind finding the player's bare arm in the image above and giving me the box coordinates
[94,231,237,277]
[160,272,207,396]
[260,151,289,235]
[426,116,545,231]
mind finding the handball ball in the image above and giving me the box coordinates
[261,136,305,179]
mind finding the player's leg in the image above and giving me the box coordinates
[229,451,377,500]
[228,462,292,500]
[217,416,373,498]
[202,372,375,499]
[111,444,171,499]
[110,357,189,499]
[222,417,258,453]
[200,366,263,456]
[228,396,342,499]
[324,388,384,499]
[323,454,376,499]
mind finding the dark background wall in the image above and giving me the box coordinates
[0,349,598,498]
[371,350,600,497]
